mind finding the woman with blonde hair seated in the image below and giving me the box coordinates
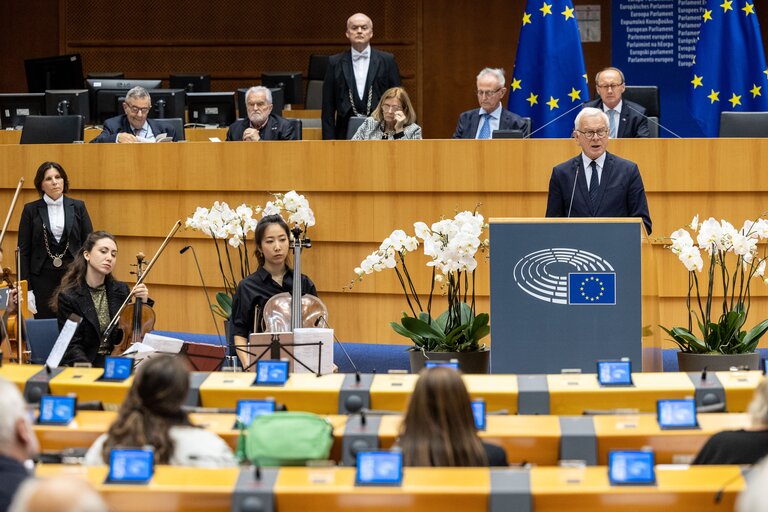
[84,355,236,467]
[352,87,422,140]
[398,366,507,466]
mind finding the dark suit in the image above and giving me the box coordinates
[545,152,652,235]
[90,115,179,143]
[583,99,650,138]
[453,108,529,138]
[18,197,93,318]
[322,47,401,140]
[225,114,298,141]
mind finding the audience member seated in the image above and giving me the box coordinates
[583,67,650,138]
[693,378,768,465]
[226,86,298,141]
[736,457,768,512]
[9,477,107,512]
[83,355,236,467]
[90,86,179,143]
[453,67,528,139]
[0,377,39,512]
[351,87,421,140]
[398,367,508,467]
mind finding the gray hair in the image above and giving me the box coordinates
[574,107,609,131]
[748,378,768,428]
[124,86,150,102]
[737,457,768,512]
[0,377,27,449]
[476,68,506,89]
[595,67,626,85]
[247,86,273,105]
[9,477,108,512]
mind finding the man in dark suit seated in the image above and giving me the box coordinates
[226,86,298,141]
[545,107,652,235]
[90,86,179,143]
[453,68,528,139]
[322,12,401,140]
[583,67,650,138]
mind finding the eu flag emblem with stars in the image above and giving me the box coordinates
[568,273,616,305]
[689,0,768,137]
[508,0,589,138]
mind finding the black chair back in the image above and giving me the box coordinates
[622,86,660,118]
[156,117,185,141]
[719,111,768,137]
[19,115,84,144]
[346,116,366,139]
[286,118,302,140]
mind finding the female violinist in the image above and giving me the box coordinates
[52,231,150,367]
[230,215,317,346]
[18,161,93,318]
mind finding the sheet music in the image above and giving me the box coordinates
[141,332,185,353]
[292,328,334,375]
[46,314,82,368]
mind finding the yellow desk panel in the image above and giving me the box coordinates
[464,375,519,414]
[547,373,695,414]
[274,467,489,511]
[369,374,419,412]
[49,368,133,406]
[198,372,345,413]
[0,363,44,393]
[35,410,116,452]
[35,464,238,512]
[531,465,742,511]
[717,370,762,412]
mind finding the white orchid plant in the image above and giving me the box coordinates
[352,209,490,353]
[661,214,768,354]
[186,191,315,318]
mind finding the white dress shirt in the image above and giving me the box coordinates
[602,101,622,138]
[43,194,65,242]
[581,152,607,190]
[117,121,154,142]
[351,46,371,101]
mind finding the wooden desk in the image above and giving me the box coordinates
[49,367,133,406]
[0,364,44,393]
[0,126,318,143]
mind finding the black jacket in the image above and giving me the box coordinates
[453,108,529,138]
[226,114,298,141]
[583,98,650,138]
[90,115,179,143]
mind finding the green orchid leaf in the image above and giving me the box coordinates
[401,316,445,340]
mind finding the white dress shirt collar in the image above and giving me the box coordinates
[43,194,64,207]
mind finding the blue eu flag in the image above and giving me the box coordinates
[689,0,768,137]
[508,0,589,138]
[568,273,616,305]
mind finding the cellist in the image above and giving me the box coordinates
[51,231,150,367]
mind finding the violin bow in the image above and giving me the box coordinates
[0,177,25,249]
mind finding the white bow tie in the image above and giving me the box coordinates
[352,52,369,62]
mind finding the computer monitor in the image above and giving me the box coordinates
[45,89,90,122]
[169,74,211,93]
[93,89,129,124]
[0,93,46,129]
[147,89,186,119]
[186,92,236,127]
[25,54,84,93]
[86,79,163,91]
[236,87,284,118]
[261,72,303,104]
[87,72,124,79]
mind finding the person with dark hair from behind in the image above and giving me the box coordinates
[52,231,150,367]
[18,161,93,319]
[398,367,508,467]
[453,68,528,139]
[84,355,236,467]
[226,86,298,141]
[0,377,39,512]
[583,67,650,138]
[90,86,179,143]
[230,215,318,366]
[693,378,768,465]
[351,86,421,140]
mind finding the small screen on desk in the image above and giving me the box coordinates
[657,399,698,429]
[356,451,403,486]
[236,399,276,427]
[471,399,486,431]
[597,360,632,386]
[255,360,289,385]
[608,451,655,486]
[38,395,76,425]
[107,448,154,484]
[103,356,133,381]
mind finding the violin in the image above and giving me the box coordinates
[114,253,156,355]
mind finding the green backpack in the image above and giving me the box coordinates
[239,411,334,466]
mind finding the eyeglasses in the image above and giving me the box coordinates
[576,129,609,139]
[125,104,150,115]
[382,104,403,112]
[597,83,624,90]
[248,101,270,109]
[476,88,503,97]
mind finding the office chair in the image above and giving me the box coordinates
[719,111,768,137]
[156,118,185,141]
[25,318,60,364]
[346,117,366,139]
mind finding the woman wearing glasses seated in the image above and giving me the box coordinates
[398,367,508,467]
[351,87,422,140]
[90,86,179,143]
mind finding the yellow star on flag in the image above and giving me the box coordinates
[540,2,552,16]
[751,84,762,97]
[729,93,742,107]
[527,93,538,107]
[703,9,713,21]
[546,96,560,110]
[691,75,703,89]
[720,0,733,13]
[568,87,581,101]
[562,6,575,20]
[742,2,754,15]
[522,12,532,25]
[708,89,720,103]
[511,78,522,91]
[764,68,768,78]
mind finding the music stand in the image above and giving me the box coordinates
[235,332,324,376]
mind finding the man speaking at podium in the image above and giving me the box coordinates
[545,107,652,235]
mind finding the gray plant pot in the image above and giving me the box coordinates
[409,349,491,374]
[676,352,761,372]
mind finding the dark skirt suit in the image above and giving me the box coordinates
[18,197,93,318]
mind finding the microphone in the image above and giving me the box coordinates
[315,315,362,383]
[567,160,579,218]
[179,245,227,357]
[622,102,682,139]
[713,464,754,504]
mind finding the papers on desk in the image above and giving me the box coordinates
[137,133,173,143]
[293,328,334,375]
[121,333,185,364]
[46,315,82,368]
